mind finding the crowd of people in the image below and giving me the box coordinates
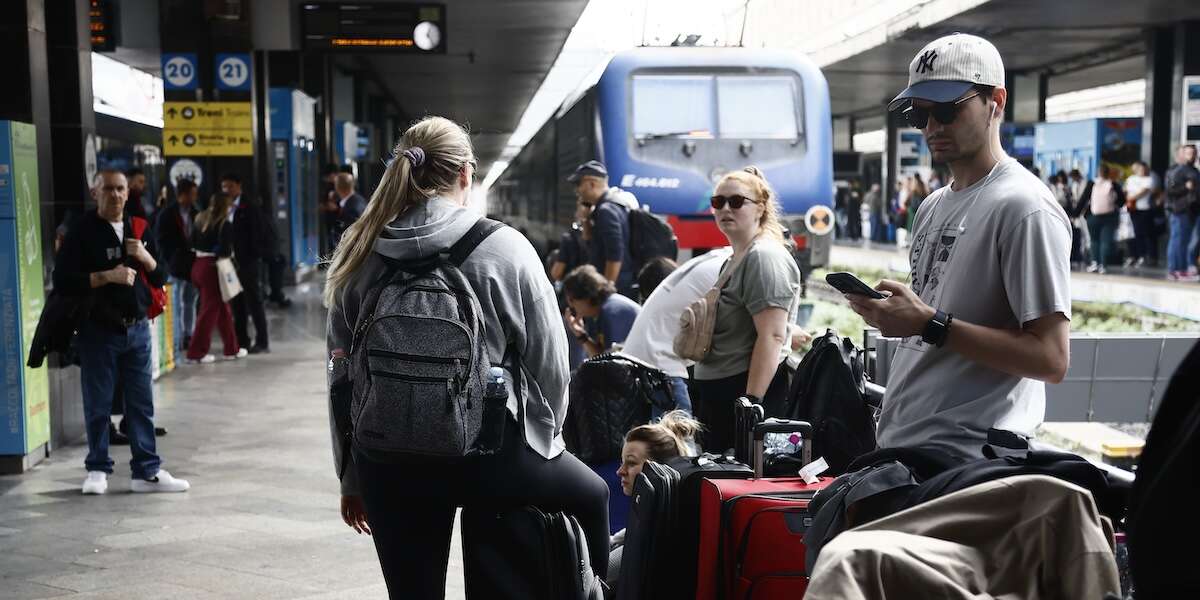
[843,142,1200,282]
[320,29,1090,593]
[49,30,1135,599]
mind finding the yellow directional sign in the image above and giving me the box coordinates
[162,101,253,156]
[163,102,253,130]
[163,131,252,156]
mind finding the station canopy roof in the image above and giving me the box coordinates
[334,0,587,167]
[825,0,1200,123]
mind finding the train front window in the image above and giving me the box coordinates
[717,76,800,139]
[631,75,716,140]
[631,72,802,141]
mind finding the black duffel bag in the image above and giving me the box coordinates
[564,352,674,464]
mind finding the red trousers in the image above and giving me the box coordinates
[187,256,239,359]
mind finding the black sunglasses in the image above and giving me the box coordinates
[710,194,757,210]
[901,91,981,129]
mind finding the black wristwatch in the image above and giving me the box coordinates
[921,310,953,348]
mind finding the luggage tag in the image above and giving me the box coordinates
[798,456,829,484]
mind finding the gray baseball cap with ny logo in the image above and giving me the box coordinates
[888,33,1005,112]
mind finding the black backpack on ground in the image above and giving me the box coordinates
[626,206,678,271]
[564,352,674,464]
[780,329,876,475]
[1127,339,1200,598]
[462,505,606,600]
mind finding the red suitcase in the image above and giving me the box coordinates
[696,405,833,600]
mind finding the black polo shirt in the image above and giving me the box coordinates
[53,209,166,331]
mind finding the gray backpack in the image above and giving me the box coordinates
[348,218,507,461]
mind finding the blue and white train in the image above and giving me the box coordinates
[490,46,834,257]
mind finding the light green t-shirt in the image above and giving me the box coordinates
[695,240,801,380]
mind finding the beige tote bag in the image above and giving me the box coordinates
[216,257,243,302]
[673,253,744,362]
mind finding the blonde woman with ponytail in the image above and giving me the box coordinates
[325,116,610,597]
[692,166,801,454]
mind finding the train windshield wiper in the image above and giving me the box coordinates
[637,130,706,141]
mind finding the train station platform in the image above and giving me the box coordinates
[830,241,1200,322]
[0,287,456,600]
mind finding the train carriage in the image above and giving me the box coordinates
[492,46,834,261]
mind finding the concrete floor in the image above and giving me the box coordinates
[0,285,466,599]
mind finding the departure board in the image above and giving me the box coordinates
[301,3,446,53]
[90,0,116,52]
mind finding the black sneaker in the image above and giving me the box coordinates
[249,345,270,355]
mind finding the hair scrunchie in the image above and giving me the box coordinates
[402,147,426,168]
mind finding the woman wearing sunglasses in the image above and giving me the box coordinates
[691,166,801,453]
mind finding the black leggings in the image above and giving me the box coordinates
[691,362,791,454]
[355,417,610,599]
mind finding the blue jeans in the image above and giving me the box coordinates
[1168,212,1194,272]
[77,321,160,478]
[650,376,693,420]
[1087,212,1118,266]
[1188,213,1200,266]
[170,276,197,352]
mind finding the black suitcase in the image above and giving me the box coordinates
[461,505,606,600]
[616,460,679,600]
[669,453,754,598]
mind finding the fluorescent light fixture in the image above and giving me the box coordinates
[92,52,165,128]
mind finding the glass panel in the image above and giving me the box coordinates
[631,75,715,139]
[716,76,800,139]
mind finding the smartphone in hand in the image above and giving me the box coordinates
[825,272,886,300]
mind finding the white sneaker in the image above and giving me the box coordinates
[185,355,216,365]
[221,348,249,361]
[82,471,108,495]
[131,469,190,493]
[1086,262,1100,273]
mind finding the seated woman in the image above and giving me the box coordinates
[562,264,641,358]
[608,410,702,589]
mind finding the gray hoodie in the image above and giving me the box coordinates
[327,196,570,495]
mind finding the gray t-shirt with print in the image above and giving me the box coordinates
[695,240,801,380]
[878,158,1072,461]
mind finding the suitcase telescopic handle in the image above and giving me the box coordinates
[751,419,814,477]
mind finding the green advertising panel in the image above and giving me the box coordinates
[12,121,48,453]
[0,120,48,456]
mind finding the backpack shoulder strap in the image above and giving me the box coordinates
[448,218,506,267]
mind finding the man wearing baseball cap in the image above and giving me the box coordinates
[568,160,641,298]
[845,34,1072,463]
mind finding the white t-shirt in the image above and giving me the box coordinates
[1125,173,1158,211]
[879,158,1073,461]
[109,221,124,241]
[621,248,732,378]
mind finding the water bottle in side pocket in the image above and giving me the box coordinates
[471,367,508,455]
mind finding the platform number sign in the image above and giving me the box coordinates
[215,53,252,91]
[162,53,198,91]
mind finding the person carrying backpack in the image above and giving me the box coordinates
[325,117,610,599]
[570,160,641,298]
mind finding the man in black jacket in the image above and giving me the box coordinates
[155,178,198,352]
[220,172,270,353]
[1166,144,1200,280]
[54,169,190,495]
